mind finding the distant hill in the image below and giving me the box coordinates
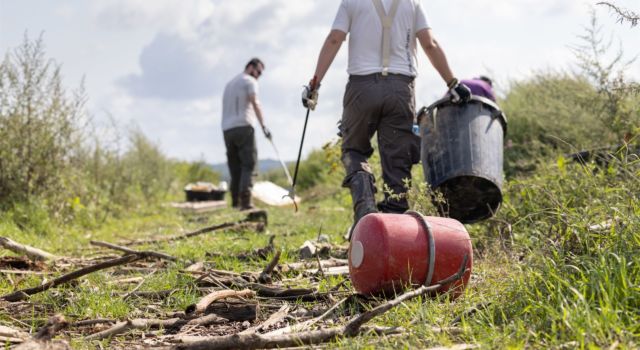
[211,159,288,180]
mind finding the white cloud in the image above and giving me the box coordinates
[4,0,638,165]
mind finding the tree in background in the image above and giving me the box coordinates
[597,2,639,27]
[572,11,640,141]
[0,35,87,212]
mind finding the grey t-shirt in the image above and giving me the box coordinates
[221,73,259,131]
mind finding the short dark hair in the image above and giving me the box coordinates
[246,58,264,70]
[478,75,493,87]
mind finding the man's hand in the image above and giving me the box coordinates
[262,126,272,140]
[302,76,320,110]
[447,78,471,104]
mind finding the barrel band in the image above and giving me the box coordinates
[405,210,436,287]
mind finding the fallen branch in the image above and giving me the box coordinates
[240,304,290,335]
[344,254,468,336]
[0,237,57,261]
[186,289,256,315]
[1,254,144,302]
[71,319,116,328]
[125,221,263,246]
[90,240,179,262]
[174,325,401,350]
[175,255,469,350]
[264,297,348,336]
[13,315,71,350]
[258,250,281,284]
[0,325,29,343]
[85,314,229,341]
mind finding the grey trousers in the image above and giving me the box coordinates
[223,126,257,204]
[339,73,421,213]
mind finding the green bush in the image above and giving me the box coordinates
[0,36,86,212]
[0,36,213,228]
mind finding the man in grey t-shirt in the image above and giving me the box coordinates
[222,58,271,210]
[303,0,471,237]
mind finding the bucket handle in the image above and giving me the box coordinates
[405,211,436,287]
[417,95,508,135]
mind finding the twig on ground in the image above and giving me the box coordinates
[123,269,158,300]
[265,297,348,336]
[174,256,469,350]
[344,254,468,336]
[0,325,29,343]
[85,314,229,341]
[90,240,180,262]
[186,289,256,315]
[1,254,144,302]
[258,250,281,284]
[13,315,71,350]
[126,212,267,246]
[240,304,290,335]
[71,319,116,328]
[34,314,69,341]
[0,269,49,275]
[173,325,401,350]
[0,237,58,261]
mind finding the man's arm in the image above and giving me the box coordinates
[417,28,455,85]
[313,30,347,84]
[249,94,265,129]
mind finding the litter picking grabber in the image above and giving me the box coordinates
[284,106,312,212]
[267,137,293,186]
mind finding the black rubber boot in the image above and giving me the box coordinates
[231,191,239,208]
[345,171,378,240]
[239,191,254,210]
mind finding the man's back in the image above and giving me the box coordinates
[221,73,258,131]
[332,0,429,77]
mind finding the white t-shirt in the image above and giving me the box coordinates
[332,0,430,77]
[221,73,259,131]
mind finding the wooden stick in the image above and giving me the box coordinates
[0,269,49,275]
[175,256,469,350]
[90,240,179,262]
[344,255,469,336]
[71,319,116,327]
[258,250,281,284]
[264,297,348,336]
[186,289,256,315]
[174,325,400,350]
[240,304,290,335]
[85,314,229,341]
[0,325,29,342]
[125,221,261,246]
[0,237,57,261]
[34,314,69,341]
[1,254,144,302]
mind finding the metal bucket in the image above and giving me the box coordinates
[419,96,507,223]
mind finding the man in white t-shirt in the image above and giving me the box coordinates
[302,0,471,236]
[222,58,271,210]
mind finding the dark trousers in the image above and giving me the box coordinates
[223,126,257,205]
[340,73,420,213]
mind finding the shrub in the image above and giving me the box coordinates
[0,36,87,212]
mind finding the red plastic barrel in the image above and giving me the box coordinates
[348,212,472,296]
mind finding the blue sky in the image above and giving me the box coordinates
[1,0,638,164]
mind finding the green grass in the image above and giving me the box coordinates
[1,153,639,349]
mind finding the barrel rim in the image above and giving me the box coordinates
[420,95,508,134]
[426,170,504,190]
